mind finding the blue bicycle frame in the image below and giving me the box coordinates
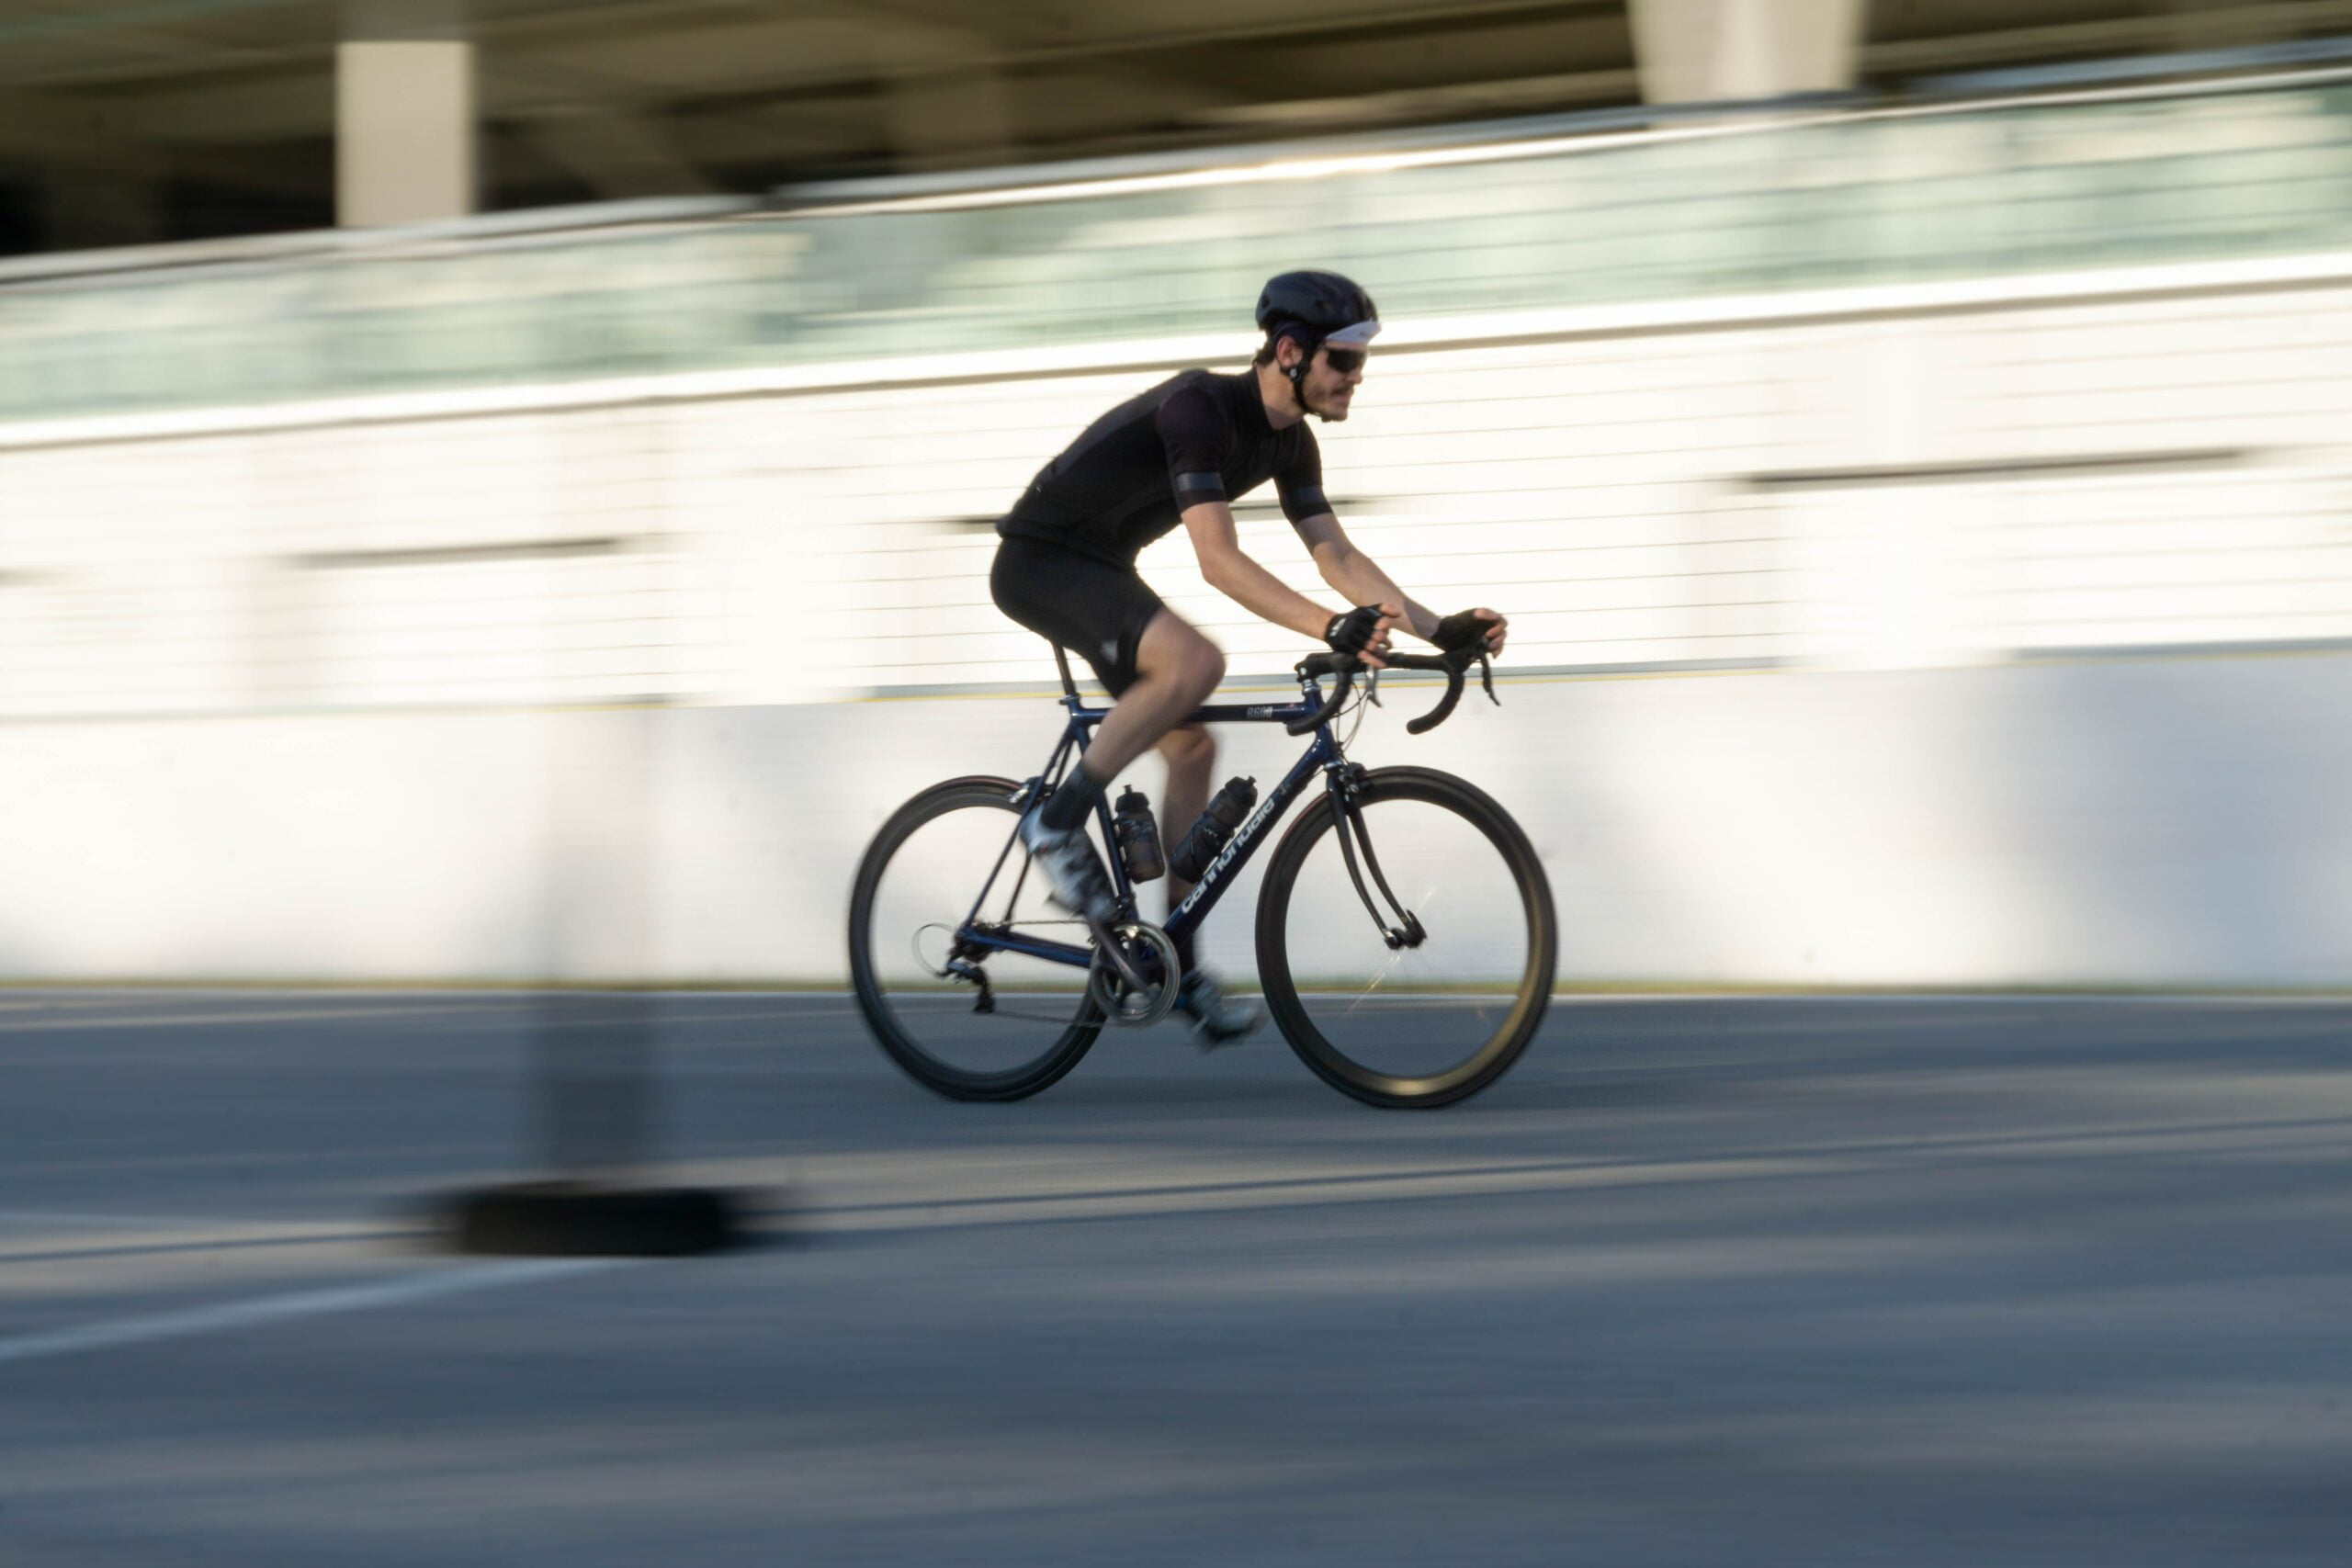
[954,662,1344,975]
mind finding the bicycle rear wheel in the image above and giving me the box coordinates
[849,775,1102,1100]
[1255,766,1555,1108]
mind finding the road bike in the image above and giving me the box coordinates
[848,642,1555,1108]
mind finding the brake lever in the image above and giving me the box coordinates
[1365,667,1383,707]
[1478,653,1498,706]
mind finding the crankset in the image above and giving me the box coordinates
[1086,919,1182,1029]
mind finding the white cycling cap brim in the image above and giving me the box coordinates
[1325,318,1382,346]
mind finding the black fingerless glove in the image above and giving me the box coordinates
[1323,604,1385,657]
[1432,609,1495,652]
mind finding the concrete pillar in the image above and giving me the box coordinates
[1632,0,1868,105]
[337,15,476,227]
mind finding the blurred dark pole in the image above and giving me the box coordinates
[538,993,657,1174]
[437,707,748,1256]
[537,708,658,1179]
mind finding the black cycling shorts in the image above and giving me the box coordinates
[990,536,1164,696]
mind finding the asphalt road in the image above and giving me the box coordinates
[2,990,2348,1565]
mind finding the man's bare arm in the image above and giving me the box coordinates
[1295,513,1439,638]
[1295,512,1509,655]
[1181,502,1399,659]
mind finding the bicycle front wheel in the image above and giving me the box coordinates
[849,775,1102,1101]
[1256,766,1555,1108]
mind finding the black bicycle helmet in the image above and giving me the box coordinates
[1255,270,1381,350]
[1255,270,1380,412]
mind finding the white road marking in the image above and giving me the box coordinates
[0,1258,625,1367]
[0,1210,249,1232]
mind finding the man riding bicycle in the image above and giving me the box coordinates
[990,269,1509,1043]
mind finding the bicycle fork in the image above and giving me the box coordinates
[1329,768,1425,951]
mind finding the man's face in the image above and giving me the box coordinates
[1286,339,1367,421]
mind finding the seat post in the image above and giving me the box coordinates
[1050,642,1080,699]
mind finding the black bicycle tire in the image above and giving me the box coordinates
[848,775,1102,1101]
[1254,765,1555,1109]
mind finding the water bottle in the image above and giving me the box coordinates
[1170,776,1258,883]
[1111,786,1164,884]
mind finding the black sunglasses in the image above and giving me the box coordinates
[1322,346,1368,374]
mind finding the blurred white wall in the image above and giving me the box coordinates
[2,654,2346,986]
[1,252,2348,984]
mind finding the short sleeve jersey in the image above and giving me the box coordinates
[997,369,1329,565]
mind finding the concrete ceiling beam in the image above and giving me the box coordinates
[0,85,319,196]
[1861,0,2352,72]
[524,108,719,197]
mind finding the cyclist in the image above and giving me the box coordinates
[989,269,1508,1043]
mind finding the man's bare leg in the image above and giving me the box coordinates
[1156,724,1214,917]
[1082,610,1224,780]
[1157,715,1261,1043]
[1027,610,1222,908]
[1143,677,1260,1042]
[1031,612,1257,1040]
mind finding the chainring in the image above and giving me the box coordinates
[1087,921,1182,1029]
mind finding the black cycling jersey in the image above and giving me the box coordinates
[997,369,1330,565]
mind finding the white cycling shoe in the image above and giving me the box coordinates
[1018,808,1118,928]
